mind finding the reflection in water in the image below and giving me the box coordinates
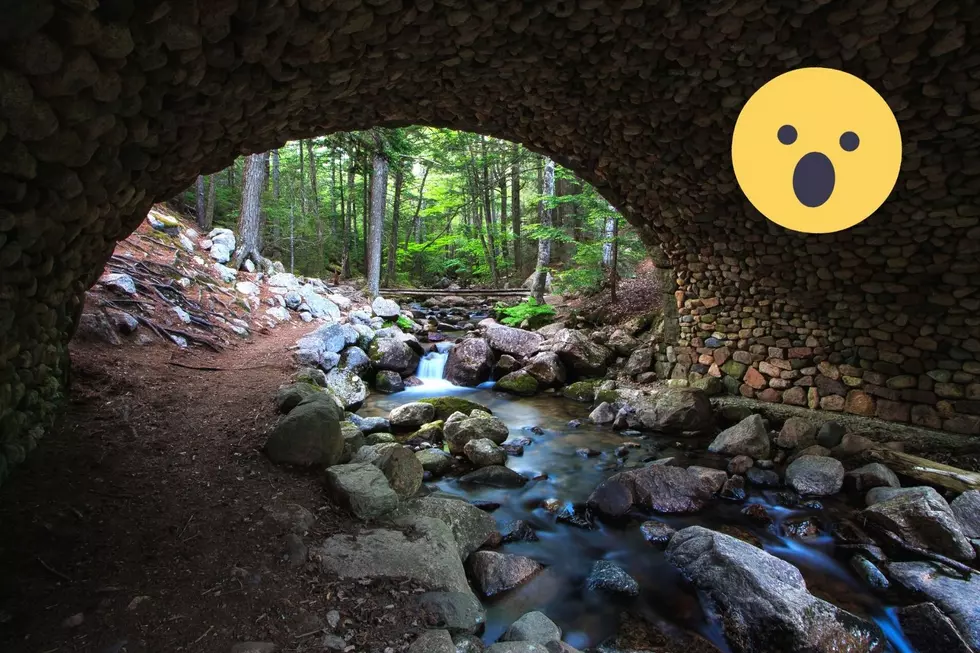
[363,378,913,651]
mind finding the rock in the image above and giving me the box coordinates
[390,402,437,428]
[562,380,597,403]
[230,643,276,653]
[551,328,612,377]
[493,354,519,380]
[666,526,884,652]
[850,555,889,590]
[366,432,396,445]
[950,490,980,538]
[299,286,341,320]
[414,591,486,636]
[418,397,492,421]
[467,550,543,597]
[464,438,507,467]
[589,402,617,425]
[351,443,424,498]
[708,414,771,459]
[501,611,562,644]
[524,352,566,387]
[275,383,322,414]
[586,560,639,596]
[417,448,453,477]
[486,644,550,653]
[317,516,470,593]
[325,463,399,519]
[720,475,747,501]
[324,368,367,410]
[445,338,495,386]
[372,296,401,319]
[727,455,753,475]
[265,395,344,467]
[495,370,539,396]
[501,520,538,543]
[264,501,315,534]
[339,423,366,463]
[640,521,677,548]
[296,323,348,367]
[338,346,372,378]
[356,416,391,434]
[408,630,455,653]
[785,456,844,496]
[862,490,975,561]
[896,602,974,653]
[99,273,136,295]
[888,562,980,650]
[777,418,816,449]
[687,466,728,494]
[746,467,780,487]
[634,388,714,433]
[844,463,900,492]
[459,466,527,488]
[485,324,544,358]
[208,228,236,263]
[587,464,709,519]
[865,485,936,506]
[445,413,509,454]
[831,433,876,459]
[398,496,495,559]
[624,347,654,375]
[369,337,421,377]
[815,422,847,448]
[375,370,405,393]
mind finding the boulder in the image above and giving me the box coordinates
[865,485,935,506]
[624,347,654,375]
[467,550,543,597]
[296,323,347,368]
[487,644,550,653]
[950,490,980,539]
[414,592,486,636]
[485,324,544,358]
[587,465,710,519]
[777,417,817,449]
[398,496,495,559]
[708,414,770,459]
[459,465,527,488]
[687,466,729,494]
[562,380,597,403]
[606,330,640,356]
[815,422,847,448]
[896,602,973,653]
[464,438,507,467]
[640,521,677,548]
[589,402,617,425]
[299,285,341,320]
[275,383,321,414]
[862,490,975,561]
[351,443,424,498]
[265,395,344,467]
[495,370,540,397]
[416,448,453,477]
[501,611,562,644]
[339,422,366,463]
[523,352,566,387]
[888,562,980,651]
[325,463,399,519]
[368,337,420,376]
[445,413,509,454]
[493,354,520,380]
[418,397,492,421]
[586,560,639,596]
[338,346,372,379]
[390,402,437,429]
[666,526,884,652]
[372,296,401,319]
[99,273,137,295]
[408,630,455,653]
[785,456,844,496]
[844,463,900,492]
[634,388,714,433]
[375,370,405,393]
[324,368,368,410]
[550,329,612,377]
[445,339,495,386]
[317,516,470,593]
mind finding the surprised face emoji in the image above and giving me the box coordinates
[731,67,902,234]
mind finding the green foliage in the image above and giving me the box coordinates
[395,315,415,330]
[494,297,556,328]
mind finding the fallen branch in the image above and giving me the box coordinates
[36,556,73,583]
[867,448,980,493]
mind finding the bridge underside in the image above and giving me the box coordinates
[1,0,980,482]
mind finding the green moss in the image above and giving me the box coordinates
[495,371,539,397]
[396,315,415,330]
[720,359,747,379]
[691,376,723,396]
[418,397,492,420]
[595,389,620,404]
[403,420,444,443]
[562,380,599,403]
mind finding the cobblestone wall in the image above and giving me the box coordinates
[2,1,980,484]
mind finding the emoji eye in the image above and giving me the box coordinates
[777,125,797,145]
[840,131,859,152]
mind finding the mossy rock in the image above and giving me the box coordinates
[417,397,492,421]
[562,380,599,403]
[494,370,539,397]
[720,359,747,380]
[691,376,723,396]
[595,388,621,405]
[275,382,322,414]
[405,420,445,443]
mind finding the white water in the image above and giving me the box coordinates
[417,350,449,380]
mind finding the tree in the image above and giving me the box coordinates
[203,173,216,231]
[511,143,521,275]
[366,136,388,297]
[271,149,280,200]
[385,167,403,287]
[531,156,554,303]
[195,175,206,229]
[232,151,269,269]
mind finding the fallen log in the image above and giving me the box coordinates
[867,448,980,493]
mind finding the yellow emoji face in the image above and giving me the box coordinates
[731,67,902,234]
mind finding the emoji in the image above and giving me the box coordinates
[731,67,902,234]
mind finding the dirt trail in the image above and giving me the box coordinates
[0,327,423,653]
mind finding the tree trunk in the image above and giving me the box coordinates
[511,143,521,276]
[479,137,499,286]
[232,152,268,269]
[271,149,280,200]
[610,213,619,304]
[203,174,216,231]
[345,161,356,277]
[405,167,428,248]
[499,172,508,266]
[339,157,349,277]
[298,140,305,215]
[362,153,370,274]
[195,175,206,229]
[531,156,554,303]
[367,150,388,297]
[308,140,323,275]
[385,168,403,286]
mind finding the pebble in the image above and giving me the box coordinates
[640,521,676,548]
[62,613,84,628]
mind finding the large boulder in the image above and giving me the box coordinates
[444,412,509,454]
[624,347,654,375]
[351,443,424,498]
[844,463,901,492]
[633,388,714,433]
[369,337,421,376]
[501,611,562,644]
[299,285,341,320]
[295,323,348,368]
[896,602,974,653]
[265,395,344,467]
[666,526,884,652]
[950,490,980,539]
[413,592,486,636]
[524,352,566,387]
[485,324,544,358]
[887,562,980,651]
[785,456,845,496]
[372,296,401,319]
[495,370,540,397]
[325,463,399,519]
[445,339,495,386]
[275,383,321,414]
[708,414,771,459]
[389,402,437,428]
[324,368,368,410]
[417,397,492,421]
[408,630,455,653]
[375,370,405,393]
[464,438,507,467]
[467,551,543,597]
[862,489,975,561]
[550,329,612,377]
[397,496,495,559]
[587,465,710,519]
[459,465,527,488]
[208,227,236,263]
[338,346,372,379]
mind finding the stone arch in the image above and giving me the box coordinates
[2,0,980,481]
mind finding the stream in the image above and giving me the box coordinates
[361,343,916,652]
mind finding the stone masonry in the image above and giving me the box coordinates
[2,1,980,484]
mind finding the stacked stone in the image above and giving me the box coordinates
[2,0,980,485]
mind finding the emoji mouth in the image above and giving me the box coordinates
[793,152,835,208]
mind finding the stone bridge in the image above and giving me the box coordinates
[2,0,979,483]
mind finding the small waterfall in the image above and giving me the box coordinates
[417,349,449,380]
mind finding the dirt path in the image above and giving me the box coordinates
[0,325,423,653]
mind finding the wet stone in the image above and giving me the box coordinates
[640,521,677,548]
[586,560,640,596]
[850,555,889,591]
[720,475,747,501]
[502,520,538,543]
[746,467,781,487]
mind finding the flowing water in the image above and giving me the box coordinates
[361,340,916,651]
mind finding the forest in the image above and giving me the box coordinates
[178,127,644,300]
